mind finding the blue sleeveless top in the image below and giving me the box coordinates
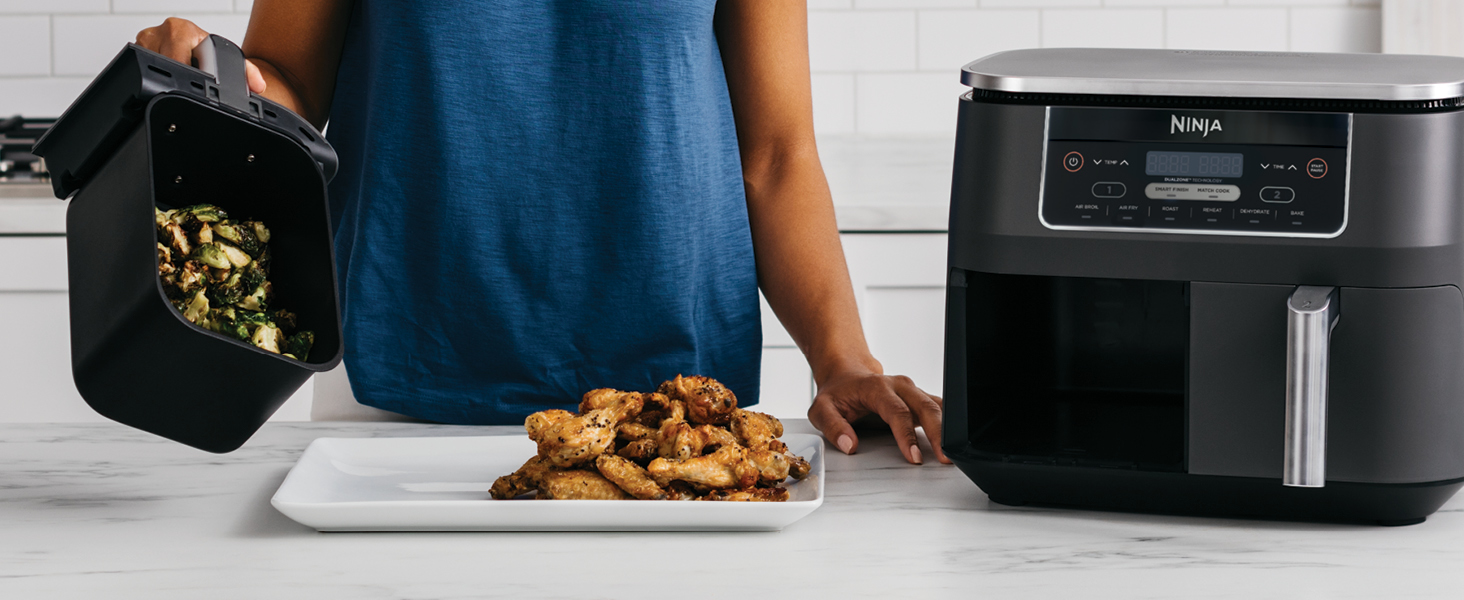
[324,0,762,424]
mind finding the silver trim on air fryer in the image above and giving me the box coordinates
[1284,285,1340,488]
[1035,108,1352,240]
[963,49,1464,101]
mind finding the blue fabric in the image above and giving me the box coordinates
[324,0,761,424]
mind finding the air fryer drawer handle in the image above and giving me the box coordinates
[190,34,251,113]
[1284,286,1340,488]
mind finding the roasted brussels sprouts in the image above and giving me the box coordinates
[155,204,314,360]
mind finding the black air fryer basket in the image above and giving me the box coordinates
[32,36,343,453]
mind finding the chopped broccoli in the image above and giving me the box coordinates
[218,242,252,268]
[251,322,282,353]
[156,204,313,361]
[191,243,232,269]
[181,290,210,324]
[213,222,263,257]
[284,331,314,359]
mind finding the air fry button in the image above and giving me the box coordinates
[1307,158,1327,179]
[1064,151,1083,172]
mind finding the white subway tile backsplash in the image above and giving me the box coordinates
[811,73,856,135]
[1102,0,1220,6]
[809,0,853,9]
[0,1,106,14]
[0,77,90,116]
[856,73,966,134]
[1290,7,1380,53]
[809,10,917,72]
[54,14,249,77]
[979,0,1099,7]
[1042,9,1164,49]
[858,0,975,8]
[1228,0,1347,5]
[0,16,49,77]
[235,0,254,13]
[1165,9,1289,52]
[918,9,1039,71]
[113,0,234,14]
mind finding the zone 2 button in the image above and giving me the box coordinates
[1260,186,1295,203]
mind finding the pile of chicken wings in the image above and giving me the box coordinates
[490,375,811,502]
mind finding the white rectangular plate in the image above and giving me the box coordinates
[272,433,825,532]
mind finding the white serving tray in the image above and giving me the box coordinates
[272,433,825,532]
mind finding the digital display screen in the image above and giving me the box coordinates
[1145,151,1244,178]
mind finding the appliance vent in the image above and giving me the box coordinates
[967,88,1464,114]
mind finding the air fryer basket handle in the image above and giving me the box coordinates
[190,34,251,114]
[1284,286,1340,488]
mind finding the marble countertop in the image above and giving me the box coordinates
[0,136,953,236]
[2,420,1461,599]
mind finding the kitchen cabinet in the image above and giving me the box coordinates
[755,233,948,419]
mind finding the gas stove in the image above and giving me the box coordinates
[0,115,53,185]
[0,115,66,234]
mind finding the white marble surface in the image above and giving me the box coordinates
[2,420,1462,599]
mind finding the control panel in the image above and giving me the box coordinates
[1040,107,1350,237]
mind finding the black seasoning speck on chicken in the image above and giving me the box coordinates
[155,204,314,361]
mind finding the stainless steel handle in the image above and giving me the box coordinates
[1284,286,1340,488]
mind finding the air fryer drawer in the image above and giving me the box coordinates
[1189,283,1464,484]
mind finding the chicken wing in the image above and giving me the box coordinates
[658,375,737,425]
[617,422,655,441]
[731,409,783,450]
[525,409,575,440]
[595,454,668,500]
[536,469,631,500]
[698,487,790,502]
[647,444,759,490]
[747,447,812,485]
[617,438,659,462]
[490,455,554,500]
[529,394,644,467]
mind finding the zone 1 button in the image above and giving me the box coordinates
[1091,182,1126,198]
[1260,186,1295,203]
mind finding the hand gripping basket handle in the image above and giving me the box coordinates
[191,34,251,114]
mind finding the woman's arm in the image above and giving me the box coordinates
[134,0,352,129]
[715,1,949,465]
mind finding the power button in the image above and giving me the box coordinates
[1063,151,1083,172]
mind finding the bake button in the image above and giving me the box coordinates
[1091,182,1126,198]
[1260,186,1295,203]
[1284,208,1307,226]
[1064,151,1083,172]
[1307,158,1327,179]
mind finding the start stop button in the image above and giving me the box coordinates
[1307,158,1327,178]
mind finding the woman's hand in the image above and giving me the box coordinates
[809,368,951,465]
[134,17,267,94]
